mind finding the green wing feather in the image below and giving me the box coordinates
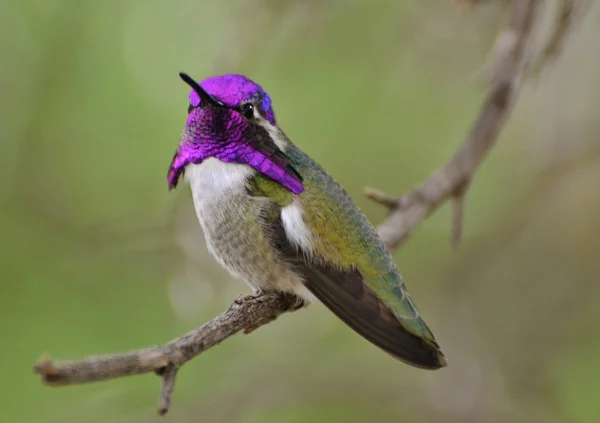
[248,145,446,369]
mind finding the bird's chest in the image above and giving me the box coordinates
[185,160,267,277]
[187,159,254,238]
[183,158,322,300]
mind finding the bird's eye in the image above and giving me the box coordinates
[187,104,194,114]
[241,103,254,119]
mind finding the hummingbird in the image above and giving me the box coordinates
[167,72,447,369]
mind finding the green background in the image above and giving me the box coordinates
[2,1,599,422]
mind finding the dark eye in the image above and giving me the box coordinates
[241,103,254,119]
[187,104,194,114]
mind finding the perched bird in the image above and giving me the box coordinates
[168,72,446,369]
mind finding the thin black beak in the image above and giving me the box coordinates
[179,72,224,108]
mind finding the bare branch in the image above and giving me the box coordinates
[372,0,539,250]
[364,187,404,209]
[33,292,300,414]
[32,0,582,416]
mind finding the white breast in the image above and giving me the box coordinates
[186,158,254,197]
[185,158,254,239]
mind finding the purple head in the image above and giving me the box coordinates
[167,72,304,195]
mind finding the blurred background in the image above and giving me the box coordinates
[2,0,599,422]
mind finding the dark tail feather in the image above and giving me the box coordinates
[301,265,446,369]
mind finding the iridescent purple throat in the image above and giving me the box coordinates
[168,135,304,195]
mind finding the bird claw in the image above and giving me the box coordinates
[241,292,307,334]
[289,296,308,311]
[234,290,268,305]
[233,293,253,305]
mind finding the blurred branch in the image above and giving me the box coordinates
[367,0,539,249]
[33,0,583,416]
[530,0,579,76]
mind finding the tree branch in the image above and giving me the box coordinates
[367,0,538,249]
[34,292,301,414]
[33,0,574,415]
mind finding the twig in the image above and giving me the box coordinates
[530,0,577,76]
[371,0,539,250]
[33,0,578,415]
[157,364,178,415]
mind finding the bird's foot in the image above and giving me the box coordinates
[288,295,308,312]
[240,290,306,334]
[234,289,269,305]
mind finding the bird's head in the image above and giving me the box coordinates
[167,72,303,194]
